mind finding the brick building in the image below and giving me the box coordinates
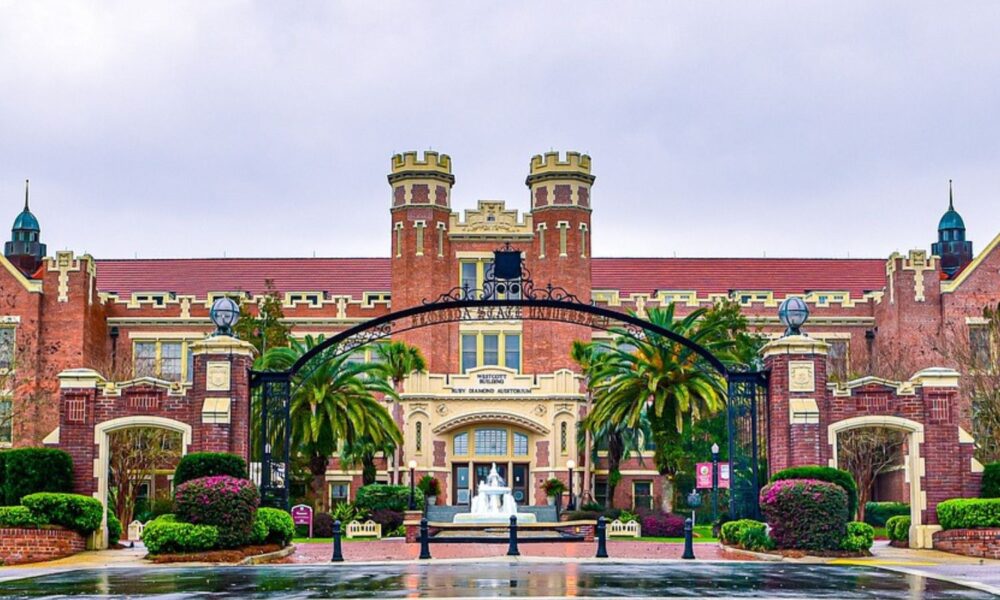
[0,151,997,513]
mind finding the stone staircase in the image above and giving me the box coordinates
[425,504,558,523]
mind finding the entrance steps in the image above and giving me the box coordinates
[426,505,558,523]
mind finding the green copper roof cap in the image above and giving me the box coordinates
[12,179,40,231]
[938,179,965,230]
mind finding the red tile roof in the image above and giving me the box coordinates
[591,257,886,297]
[93,256,887,300]
[94,258,392,300]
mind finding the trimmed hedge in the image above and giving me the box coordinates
[175,476,259,548]
[886,515,910,542]
[841,522,875,551]
[864,501,910,527]
[173,453,248,487]
[640,513,685,537]
[0,505,41,528]
[937,498,1000,530]
[760,479,848,551]
[369,508,404,533]
[107,511,122,545]
[3,448,74,505]
[720,518,773,551]
[251,508,295,546]
[141,519,219,554]
[771,466,858,519]
[982,463,1000,498]
[21,493,103,535]
[355,484,423,513]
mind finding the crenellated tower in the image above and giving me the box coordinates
[388,151,456,373]
[524,152,595,372]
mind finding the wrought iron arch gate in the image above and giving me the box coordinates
[249,246,767,518]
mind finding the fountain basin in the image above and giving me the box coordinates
[453,512,538,524]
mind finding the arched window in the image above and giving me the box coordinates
[415,421,423,453]
[560,422,568,455]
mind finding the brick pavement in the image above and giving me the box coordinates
[282,540,741,563]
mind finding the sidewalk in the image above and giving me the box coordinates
[826,541,1000,595]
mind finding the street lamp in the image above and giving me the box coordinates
[209,297,240,337]
[567,459,576,511]
[711,443,720,523]
[408,460,418,511]
[778,297,809,336]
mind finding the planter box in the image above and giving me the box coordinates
[0,527,87,565]
[933,528,1000,560]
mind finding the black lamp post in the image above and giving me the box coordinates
[711,443,720,523]
[209,297,240,337]
[567,459,576,511]
[778,297,810,336]
[408,460,417,510]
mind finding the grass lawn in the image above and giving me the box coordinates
[634,525,718,543]
[872,526,888,539]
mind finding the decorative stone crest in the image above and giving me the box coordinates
[532,404,547,417]
[788,361,816,393]
[205,361,231,392]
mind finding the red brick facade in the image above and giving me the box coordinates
[0,527,86,565]
[1,150,998,518]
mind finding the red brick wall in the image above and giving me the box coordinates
[933,528,1000,559]
[0,528,86,565]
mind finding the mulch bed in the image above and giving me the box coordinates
[148,544,283,564]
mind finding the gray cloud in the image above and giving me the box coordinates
[1,1,997,259]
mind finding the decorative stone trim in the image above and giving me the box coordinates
[761,335,829,358]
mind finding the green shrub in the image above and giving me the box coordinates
[886,515,911,542]
[417,475,441,498]
[841,522,875,551]
[0,452,6,506]
[0,505,41,528]
[173,453,247,487]
[107,511,122,545]
[175,476,259,548]
[982,463,1000,498]
[760,479,848,551]
[937,498,1000,530]
[618,510,638,524]
[22,493,103,535]
[864,501,910,527]
[251,508,295,546]
[3,448,74,505]
[720,518,773,551]
[355,484,423,512]
[771,466,858,519]
[141,519,219,555]
[542,478,565,497]
[330,502,366,525]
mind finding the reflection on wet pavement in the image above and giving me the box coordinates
[0,562,994,599]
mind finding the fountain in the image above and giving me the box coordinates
[453,463,537,524]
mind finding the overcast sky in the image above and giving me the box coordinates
[1,2,998,259]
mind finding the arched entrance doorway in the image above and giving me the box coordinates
[829,415,925,546]
[250,244,766,517]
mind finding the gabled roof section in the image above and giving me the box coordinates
[0,253,42,293]
[941,231,1000,294]
[591,257,886,297]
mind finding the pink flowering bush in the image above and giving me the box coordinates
[759,478,848,551]
[175,475,259,548]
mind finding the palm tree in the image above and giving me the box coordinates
[586,304,737,512]
[340,436,398,486]
[260,335,401,510]
[374,341,427,484]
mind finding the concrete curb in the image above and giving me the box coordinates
[238,545,296,566]
[717,542,784,562]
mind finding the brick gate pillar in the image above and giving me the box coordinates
[762,335,829,473]
[188,335,257,463]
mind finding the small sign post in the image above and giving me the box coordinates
[291,504,314,539]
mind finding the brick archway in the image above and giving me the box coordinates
[764,335,982,548]
[828,416,925,537]
[93,416,193,548]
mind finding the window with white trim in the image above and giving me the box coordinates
[133,340,194,382]
[0,327,14,370]
[459,331,521,373]
[0,398,12,445]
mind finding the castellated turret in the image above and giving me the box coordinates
[523,151,594,372]
[388,151,455,209]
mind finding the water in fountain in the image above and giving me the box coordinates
[453,463,537,524]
